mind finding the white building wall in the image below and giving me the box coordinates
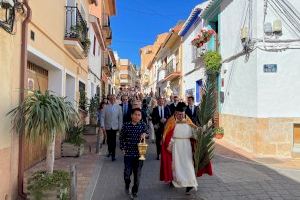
[256,0,300,118]
[219,0,258,117]
[87,23,102,99]
[182,18,206,105]
[220,0,300,118]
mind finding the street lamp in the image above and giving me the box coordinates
[0,0,15,33]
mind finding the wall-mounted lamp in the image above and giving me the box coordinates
[0,0,15,33]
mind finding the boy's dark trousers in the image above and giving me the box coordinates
[124,156,144,194]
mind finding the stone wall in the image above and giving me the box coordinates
[220,114,300,158]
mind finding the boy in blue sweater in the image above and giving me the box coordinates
[120,108,149,199]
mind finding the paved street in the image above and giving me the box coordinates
[91,140,300,200]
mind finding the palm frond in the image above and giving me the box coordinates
[194,74,217,172]
[7,90,78,143]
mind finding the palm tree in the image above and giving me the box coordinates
[7,90,78,174]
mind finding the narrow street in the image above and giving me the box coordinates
[91,140,300,200]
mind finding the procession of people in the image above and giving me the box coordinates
[97,92,213,199]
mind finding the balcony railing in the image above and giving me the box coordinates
[101,14,110,27]
[65,6,88,44]
[165,60,175,77]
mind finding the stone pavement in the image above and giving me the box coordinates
[24,135,100,200]
[91,138,300,200]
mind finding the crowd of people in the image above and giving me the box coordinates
[96,93,212,199]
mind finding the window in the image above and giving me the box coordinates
[79,81,86,110]
[93,35,96,56]
[91,82,95,96]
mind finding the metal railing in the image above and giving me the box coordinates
[101,14,110,27]
[165,59,175,77]
[65,6,88,43]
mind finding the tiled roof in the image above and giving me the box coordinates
[178,1,210,36]
[200,0,220,18]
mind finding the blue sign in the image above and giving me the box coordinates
[264,64,277,73]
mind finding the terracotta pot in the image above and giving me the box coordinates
[214,133,224,139]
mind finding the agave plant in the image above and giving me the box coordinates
[7,90,78,174]
[194,77,217,172]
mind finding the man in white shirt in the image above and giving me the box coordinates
[101,94,123,161]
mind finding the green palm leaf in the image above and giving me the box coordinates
[194,75,217,172]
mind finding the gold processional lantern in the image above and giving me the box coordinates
[138,135,148,160]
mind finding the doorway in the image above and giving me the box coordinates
[293,124,300,152]
[196,79,202,103]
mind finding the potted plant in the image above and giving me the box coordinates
[70,24,90,57]
[27,170,70,200]
[81,38,91,56]
[88,95,99,125]
[79,90,88,111]
[203,51,222,74]
[191,28,216,48]
[214,127,224,139]
[62,124,85,157]
[7,90,77,199]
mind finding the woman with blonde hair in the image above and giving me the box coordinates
[148,98,157,143]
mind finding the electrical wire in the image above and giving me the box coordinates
[274,0,300,25]
[270,0,300,35]
[268,0,300,38]
[221,0,249,110]
[281,0,300,22]
[117,5,177,22]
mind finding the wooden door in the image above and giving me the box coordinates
[24,61,48,170]
[294,124,300,148]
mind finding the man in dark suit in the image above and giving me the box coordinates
[151,97,171,160]
[185,96,198,125]
[169,95,180,115]
[120,95,132,123]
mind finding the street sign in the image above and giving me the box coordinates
[264,64,277,73]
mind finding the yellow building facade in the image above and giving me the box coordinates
[142,33,169,96]
[0,12,23,200]
[145,22,184,99]
[0,0,117,198]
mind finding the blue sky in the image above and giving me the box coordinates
[111,0,205,67]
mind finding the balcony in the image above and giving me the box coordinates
[102,54,114,77]
[101,14,110,30]
[106,29,112,45]
[64,6,89,59]
[164,59,181,81]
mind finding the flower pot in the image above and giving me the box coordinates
[214,134,224,139]
[61,142,84,157]
[27,187,68,200]
[26,171,70,200]
[84,124,97,135]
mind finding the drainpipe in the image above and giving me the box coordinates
[18,0,31,199]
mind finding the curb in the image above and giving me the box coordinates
[84,151,105,200]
